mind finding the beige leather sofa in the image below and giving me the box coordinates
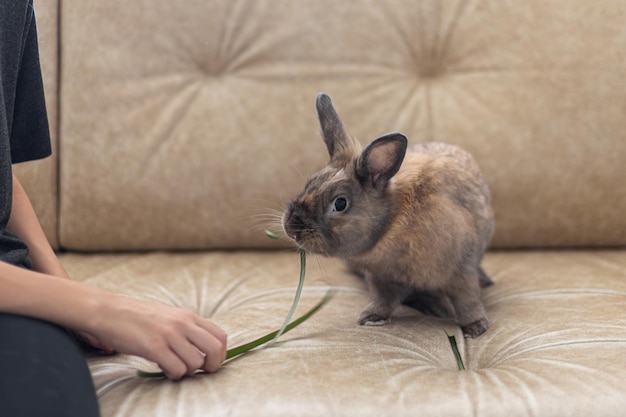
[18,1,626,416]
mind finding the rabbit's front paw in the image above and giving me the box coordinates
[461,318,489,338]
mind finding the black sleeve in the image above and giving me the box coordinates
[9,0,52,164]
[0,0,52,268]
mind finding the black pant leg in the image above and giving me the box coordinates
[0,314,100,417]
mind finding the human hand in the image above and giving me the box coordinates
[85,293,227,380]
[71,330,116,354]
[1,255,225,380]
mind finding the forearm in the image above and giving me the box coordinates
[0,259,227,379]
[7,174,68,278]
[0,260,104,332]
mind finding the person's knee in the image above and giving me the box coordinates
[0,314,100,417]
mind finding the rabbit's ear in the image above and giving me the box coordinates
[357,133,407,190]
[316,93,354,163]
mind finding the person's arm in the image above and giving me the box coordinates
[1,174,227,379]
[8,174,118,352]
[7,174,67,278]
[0,262,227,378]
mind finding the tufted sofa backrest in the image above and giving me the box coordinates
[26,0,626,251]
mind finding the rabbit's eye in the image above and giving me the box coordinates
[333,197,349,212]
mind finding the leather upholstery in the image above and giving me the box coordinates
[17,1,626,416]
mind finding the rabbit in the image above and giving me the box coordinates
[282,93,495,338]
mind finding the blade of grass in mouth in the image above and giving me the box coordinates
[263,229,307,344]
[137,231,330,378]
[269,249,306,345]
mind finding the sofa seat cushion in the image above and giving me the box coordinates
[60,250,626,417]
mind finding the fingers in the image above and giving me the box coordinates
[186,323,227,373]
[70,330,116,354]
[80,332,116,354]
[155,313,228,380]
[196,318,228,349]
[165,337,208,378]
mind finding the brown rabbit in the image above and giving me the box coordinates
[283,93,494,338]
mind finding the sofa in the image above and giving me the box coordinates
[17,1,625,416]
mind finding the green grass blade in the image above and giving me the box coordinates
[137,290,334,378]
[137,231,327,379]
[447,333,466,371]
[226,289,333,358]
[264,230,282,239]
[270,249,306,345]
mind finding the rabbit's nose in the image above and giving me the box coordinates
[284,210,306,242]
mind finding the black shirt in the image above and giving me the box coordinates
[0,0,52,268]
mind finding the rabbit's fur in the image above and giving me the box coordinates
[283,93,494,338]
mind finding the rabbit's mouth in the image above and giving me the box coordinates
[284,228,330,256]
[282,214,331,256]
